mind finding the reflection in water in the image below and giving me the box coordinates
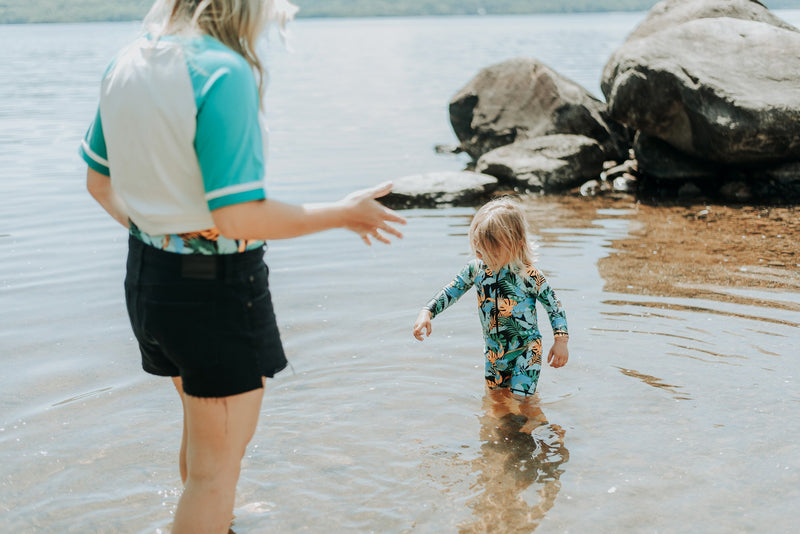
[602,300,799,327]
[616,366,691,401]
[594,201,799,306]
[460,390,569,534]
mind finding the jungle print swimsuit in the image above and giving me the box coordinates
[425,259,568,396]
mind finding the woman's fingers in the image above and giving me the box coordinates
[353,211,405,245]
[368,181,394,199]
[342,183,407,244]
[371,230,391,245]
[378,220,403,239]
[382,208,407,226]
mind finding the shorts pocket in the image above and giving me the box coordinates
[142,294,222,370]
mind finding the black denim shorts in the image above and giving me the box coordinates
[124,235,287,398]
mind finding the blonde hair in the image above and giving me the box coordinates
[469,197,536,273]
[143,0,297,100]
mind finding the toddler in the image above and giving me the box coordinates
[413,197,568,397]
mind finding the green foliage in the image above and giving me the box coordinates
[2,0,799,24]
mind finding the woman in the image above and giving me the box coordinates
[79,1,406,532]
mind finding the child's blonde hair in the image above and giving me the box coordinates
[143,0,297,100]
[469,197,536,273]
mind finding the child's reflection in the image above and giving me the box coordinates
[459,389,569,534]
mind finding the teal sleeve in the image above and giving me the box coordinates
[535,275,569,336]
[79,107,110,176]
[424,261,478,318]
[194,59,266,210]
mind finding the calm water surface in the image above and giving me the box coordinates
[1,12,799,534]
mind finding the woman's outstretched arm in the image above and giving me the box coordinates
[212,182,406,245]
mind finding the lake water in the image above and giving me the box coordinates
[1,11,799,534]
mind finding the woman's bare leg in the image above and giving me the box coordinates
[172,377,189,484]
[171,384,264,534]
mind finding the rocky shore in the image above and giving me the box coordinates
[515,194,799,307]
[383,0,800,209]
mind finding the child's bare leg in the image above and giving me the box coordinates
[516,394,548,434]
[484,386,515,420]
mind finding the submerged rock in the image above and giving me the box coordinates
[449,57,626,162]
[476,134,606,193]
[382,171,498,209]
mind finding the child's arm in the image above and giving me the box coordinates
[413,261,477,341]
[531,267,569,366]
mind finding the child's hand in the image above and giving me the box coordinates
[547,337,569,368]
[413,309,432,341]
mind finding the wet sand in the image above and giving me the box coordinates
[518,193,799,312]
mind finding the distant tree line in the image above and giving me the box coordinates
[2,0,799,24]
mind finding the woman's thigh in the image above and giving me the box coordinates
[183,384,265,478]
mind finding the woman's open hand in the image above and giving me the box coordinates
[340,182,406,245]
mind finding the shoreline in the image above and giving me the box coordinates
[518,193,800,312]
[2,10,650,25]
[4,6,799,25]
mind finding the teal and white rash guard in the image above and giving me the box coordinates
[80,34,267,254]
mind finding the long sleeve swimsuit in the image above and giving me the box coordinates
[425,259,568,396]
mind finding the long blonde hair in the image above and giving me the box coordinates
[143,0,297,100]
[469,197,536,274]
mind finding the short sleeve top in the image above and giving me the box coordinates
[80,34,267,254]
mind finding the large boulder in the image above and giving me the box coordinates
[759,162,800,200]
[633,132,718,181]
[450,58,626,162]
[618,0,797,44]
[602,15,800,165]
[381,171,498,209]
[476,134,606,192]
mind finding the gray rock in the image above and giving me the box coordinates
[449,58,627,162]
[677,182,703,198]
[619,0,796,44]
[382,171,498,209]
[757,161,800,200]
[603,17,800,165]
[762,161,800,184]
[434,144,461,155]
[476,134,606,192]
[600,159,638,182]
[720,180,753,201]
[580,179,602,197]
[613,174,638,193]
[633,132,719,181]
